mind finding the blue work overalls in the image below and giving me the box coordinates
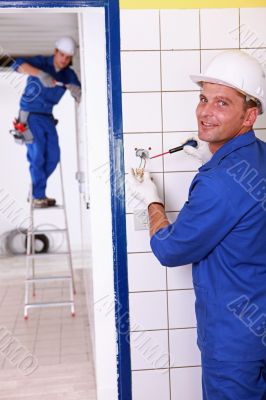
[151,131,266,399]
[12,55,81,199]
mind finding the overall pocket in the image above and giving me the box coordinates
[194,284,207,343]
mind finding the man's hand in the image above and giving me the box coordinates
[183,136,213,165]
[127,169,163,207]
[37,71,56,88]
[66,84,81,103]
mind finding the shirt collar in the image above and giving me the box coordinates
[199,130,256,172]
[48,55,61,73]
[48,55,54,67]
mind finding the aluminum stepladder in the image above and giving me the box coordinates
[24,162,76,319]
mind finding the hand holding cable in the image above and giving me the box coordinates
[66,84,81,103]
[36,76,82,104]
[127,169,164,207]
[37,71,57,88]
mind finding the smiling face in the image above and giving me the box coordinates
[53,49,72,71]
[196,82,258,153]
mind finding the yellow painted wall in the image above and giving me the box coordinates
[120,0,266,8]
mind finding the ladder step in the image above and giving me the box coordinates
[30,228,67,234]
[33,205,64,211]
[27,251,70,259]
[26,276,71,283]
[25,300,74,309]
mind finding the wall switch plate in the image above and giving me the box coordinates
[133,209,149,230]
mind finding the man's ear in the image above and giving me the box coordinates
[244,107,259,128]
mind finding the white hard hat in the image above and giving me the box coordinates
[190,50,266,114]
[55,36,77,56]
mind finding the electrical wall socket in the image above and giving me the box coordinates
[133,209,149,231]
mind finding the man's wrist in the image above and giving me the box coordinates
[148,202,169,237]
[148,202,164,209]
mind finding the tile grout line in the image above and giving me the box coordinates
[129,288,194,294]
[199,8,202,74]
[159,10,172,400]
[130,327,197,333]
[120,47,266,52]
[123,128,266,134]
[132,364,201,372]
[239,8,241,50]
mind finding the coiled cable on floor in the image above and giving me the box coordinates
[0,229,49,256]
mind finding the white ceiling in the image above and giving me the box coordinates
[0,12,79,57]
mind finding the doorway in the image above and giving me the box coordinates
[0,2,130,399]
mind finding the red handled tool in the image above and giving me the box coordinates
[150,139,198,159]
[13,119,27,133]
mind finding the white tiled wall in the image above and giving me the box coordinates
[160,9,200,50]
[161,50,200,91]
[164,172,197,212]
[121,51,161,92]
[121,7,266,400]
[132,369,170,400]
[127,253,167,292]
[168,290,196,328]
[122,92,162,132]
[162,92,199,131]
[200,8,239,49]
[129,291,168,330]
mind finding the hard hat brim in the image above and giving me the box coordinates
[190,73,241,89]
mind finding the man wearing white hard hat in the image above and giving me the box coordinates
[12,36,81,208]
[129,50,266,399]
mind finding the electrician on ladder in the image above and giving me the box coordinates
[11,36,81,208]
